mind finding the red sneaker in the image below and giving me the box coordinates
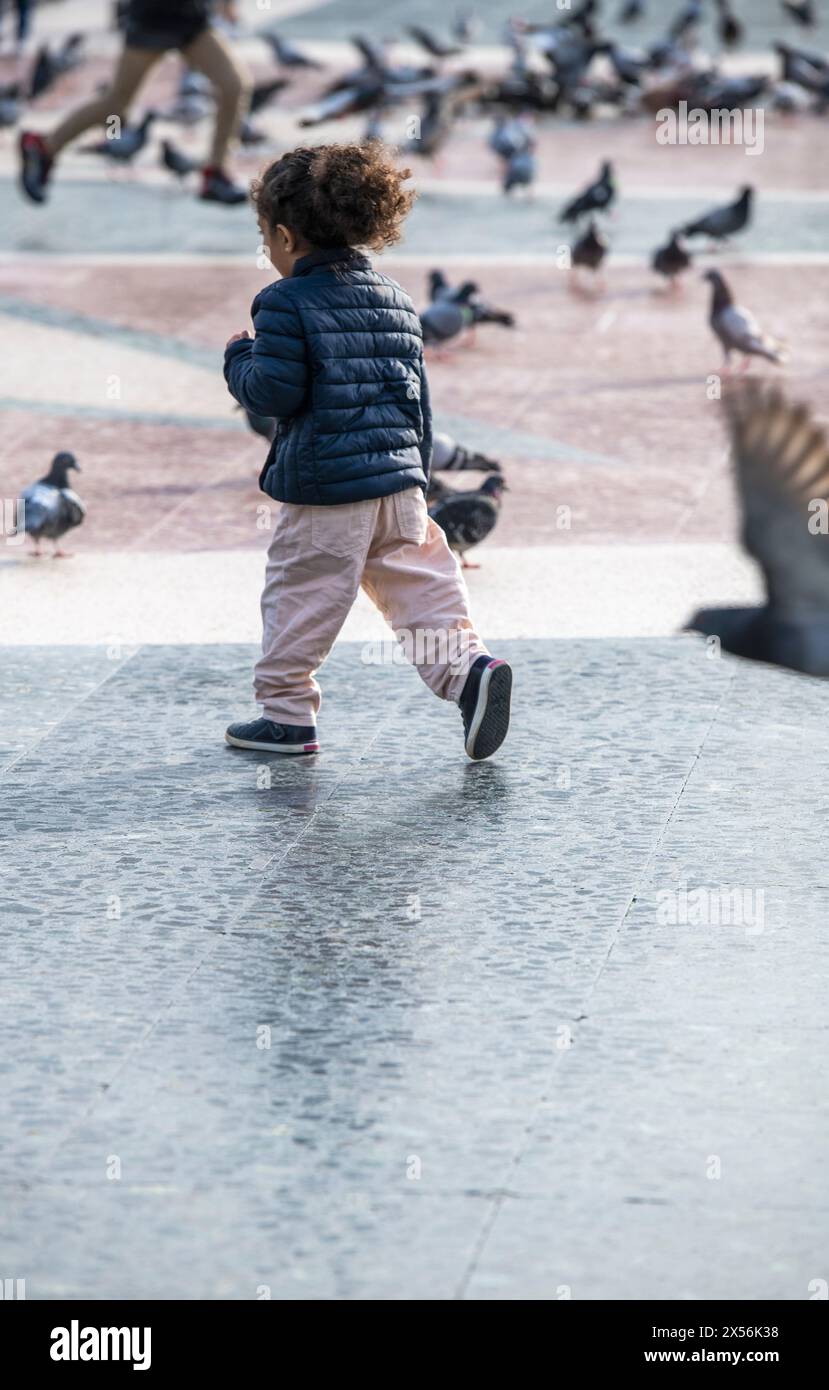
[199,166,247,205]
[19,130,53,204]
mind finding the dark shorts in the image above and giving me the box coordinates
[124,0,210,52]
[124,21,208,52]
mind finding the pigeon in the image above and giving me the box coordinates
[421,297,471,347]
[781,0,816,26]
[406,26,463,60]
[160,138,199,180]
[652,231,692,289]
[239,116,268,145]
[668,1,704,44]
[502,145,536,194]
[432,431,502,473]
[428,272,514,327]
[715,0,744,46]
[776,40,829,89]
[55,33,86,74]
[260,32,323,68]
[0,81,20,129]
[560,161,616,223]
[681,186,753,242]
[692,72,769,110]
[704,270,788,371]
[570,219,609,288]
[18,452,85,557]
[687,382,829,676]
[489,114,534,160]
[427,474,507,566]
[28,46,59,100]
[604,42,650,86]
[249,77,290,115]
[80,111,155,163]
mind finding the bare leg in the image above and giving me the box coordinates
[182,28,250,168]
[45,45,162,159]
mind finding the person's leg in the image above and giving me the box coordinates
[45,44,160,157]
[361,488,511,759]
[181,27,249,169]
[361,488,489,702]
[252,499,377,727]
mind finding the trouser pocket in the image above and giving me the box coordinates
[392,487,428,545]
[309,500,375,558]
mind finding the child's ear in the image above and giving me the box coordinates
[276,223,295,255]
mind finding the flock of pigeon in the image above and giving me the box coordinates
[8,0,829,674]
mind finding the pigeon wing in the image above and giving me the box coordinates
[716,304,782,360]
[725,382,829,617]
[20,482,60,536]
[59,487,87,529]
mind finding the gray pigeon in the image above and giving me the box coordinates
[19,452,85,556]
[432,431,502,473]
[704,270,787,370]
[682,185,753,241]
[81,110,155,163]
[688,382,829,675]
[427,474,507,567]
[420,296,471,347]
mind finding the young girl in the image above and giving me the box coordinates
[223,142,512,761]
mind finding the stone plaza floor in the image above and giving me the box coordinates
[2,638,828,1299]
[1,0,828,1301]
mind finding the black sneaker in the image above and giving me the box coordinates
[19,131,53,204]
[200,166,248,205]
[458,656,512,761]
[225,718,320,754]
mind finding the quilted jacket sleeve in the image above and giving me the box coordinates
[223,286,308,420]
[418,355,433,482]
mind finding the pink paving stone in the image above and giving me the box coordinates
[3,263,827,553]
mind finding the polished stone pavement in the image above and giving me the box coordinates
[2,638,827,1299]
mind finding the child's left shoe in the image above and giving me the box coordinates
[459,656,512,761]
[225,718,320,753]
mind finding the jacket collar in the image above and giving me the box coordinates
[291,246,369,277]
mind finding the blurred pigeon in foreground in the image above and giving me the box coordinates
[18,452,85,557]
[682,185,753,242]
[688,382,829,675]
[652,231,692,290]
[432,431,502,473]
[560,160,616,223]
[704,270,788,371]
[427,474,507,567]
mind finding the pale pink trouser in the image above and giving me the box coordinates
[255,486,489,725]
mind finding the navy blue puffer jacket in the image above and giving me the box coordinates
[224,247,432,506]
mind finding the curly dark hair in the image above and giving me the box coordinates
[251,141,416,251]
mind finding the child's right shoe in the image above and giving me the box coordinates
[459,655,512,761]
[225,718,320,754]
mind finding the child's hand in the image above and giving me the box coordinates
[226,331,251,348]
